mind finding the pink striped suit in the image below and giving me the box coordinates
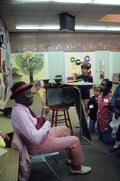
[11,103,84,166]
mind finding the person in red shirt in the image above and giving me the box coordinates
[97,79,113,144]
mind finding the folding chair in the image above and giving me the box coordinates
[11,132,61,181]
[29,152,61,181]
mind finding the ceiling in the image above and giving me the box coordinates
[0,0,120,32]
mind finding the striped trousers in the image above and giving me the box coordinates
[29,126,85,166]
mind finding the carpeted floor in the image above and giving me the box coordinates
[28,83,120,181]
[28,120,120,181]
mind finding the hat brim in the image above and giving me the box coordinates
[10,84,32,99]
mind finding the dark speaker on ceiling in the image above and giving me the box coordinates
[59,12,75,32]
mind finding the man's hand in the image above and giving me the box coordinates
[41,101,50,116]
[0,133,10,140]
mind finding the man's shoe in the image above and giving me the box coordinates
[76,122,80,128]
[109,146,119,152]
[70,165,92,174]
[66,158,72,165]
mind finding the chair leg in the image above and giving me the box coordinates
[51,110,54,127]
[64,110,68,127]
[52,156,59,164]
[45,161,61,181]
[66,110,74,135]
[55,111,58,126]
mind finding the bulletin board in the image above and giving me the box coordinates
[11,51,48,84]
[64,52,95,82]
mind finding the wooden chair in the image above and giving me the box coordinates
[50,105,74,135]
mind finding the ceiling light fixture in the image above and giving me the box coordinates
[16,25,120,32]
[14,0,50,2]
[16,25,60,30]
[13,0,120,5]
[92,0,120,5]
[54,0,90,3]
[75,26,120,31]
[16,26,41,29]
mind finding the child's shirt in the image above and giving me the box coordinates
[97,92,113,132]
[88,96,98,121]
[77,75,93,99]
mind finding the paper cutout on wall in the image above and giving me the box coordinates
[15,51,44,76]
[1,60,9,101]
[84,55,90,63]
[17,42,120,53]
[70,57,76,63]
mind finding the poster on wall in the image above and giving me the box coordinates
[11,51,47,84]
[64,52,95,82]
[0,20,13,108]
[0,46,9,107]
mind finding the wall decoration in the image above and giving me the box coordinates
[84,55,90,63]
[0,20,12,108]
[113,73,119,84]
[65,52,94,81]
[16,41,120,53]
[0,79,4,100]
[76,59,81,65]
[0,49,1,73]
[70,57,75,63]
[15,51,44,83]
[1,60,9,101]
[12,52,47,84]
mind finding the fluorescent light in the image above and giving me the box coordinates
[13,0,120,5]
[75,26,106,31]
[40,26,60,29]
[75,25,120,31]
[14,0,90,3]
[93,0,120,5]
[53,0,90,3]
[14,0,50,2]
[16,26,41,29]
[16,25,60,30]
[16,25,120,32]
[106,27,120,31]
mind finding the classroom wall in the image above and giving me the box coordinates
[9,32,120,53]
[9,31,120,84]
